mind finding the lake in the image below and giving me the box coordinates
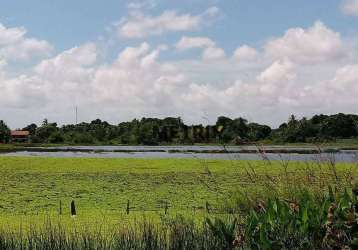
[1,145,357,162]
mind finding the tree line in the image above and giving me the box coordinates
[0,113,358,145]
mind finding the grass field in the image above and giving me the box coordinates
[0,157,241,214]
[0,156,356,225]
[0,156,356,248]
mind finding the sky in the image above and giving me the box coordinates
[0,0,358,128]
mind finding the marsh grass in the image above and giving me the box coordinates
[0,216,230,250]
[0,184,355,250]
[0,155,356,249]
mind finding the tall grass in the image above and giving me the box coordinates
[218,146,357,214]
[0,151,356,249]
[0,184,356,250]
[0,216,229,250]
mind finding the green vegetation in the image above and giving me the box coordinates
[0,156,355,218]
[0,192,356,250]
[0,120,10,143]
[3,113,358,145]
[0,157,264,216]
[242,188,357,249]
[271,113,358,143]
[0,156,355,249]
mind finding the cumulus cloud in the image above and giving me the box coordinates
[257,60,295,84]
[233,45,258,62]
[1,38,52,61]
[118,7,220,38]
[0,23,52,62]
[0,24,26,46]
[330,64,358,92]
[33,43,97,108]
[171,21,357,123]
[341,0,358,16]
[176,36,216,50]
[202,47,226,61]
[127,0,157,10]
[265,21,346,63]
[0,42,189,126]
[92,42,186,111]
[35,43,97,75]
[2,20,358,128]
[1,75,48,107]
[175,36,225,61]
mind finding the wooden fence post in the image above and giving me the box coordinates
[71,200,76,216]
[164,202,169,215]
[59,200,62,215]
[126,200,130,215]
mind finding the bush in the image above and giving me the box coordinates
[71,133,96,144]
[48,132,64,143]
[241,187,357,249]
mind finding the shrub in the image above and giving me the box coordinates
[48,132,65,143]
[242,187,357,249]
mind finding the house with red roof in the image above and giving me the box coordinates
[11,130,30,143]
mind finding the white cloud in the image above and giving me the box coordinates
[1,38,52,61]
[34,43,97,104]
[0,42,187,125]
[202,47,226,61]
[2,21,358,128]
[175,36,225,61]
[233,45,258,62]
[0,23,52,62]
[257,60,295,84]
[341,0,358,16]
[265,21,345,63]
[92,43,186,109]
[127,0,157,10]
[330,64,358,91]
[0,24,26,46]
[36,43,96,73]
[176,36,215,50]
[255,60,296,99]
[118,7,220,38]
[0,62,47,108]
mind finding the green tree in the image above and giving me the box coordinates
[248,123,271,141]
[0,120,10,143]
[319,113,358,138]
[22,123,37,135]
[35,120,59,143]
[71,132,95,144]
[231,118,249,138]
[48,131,65,143]
[138,122,158,145]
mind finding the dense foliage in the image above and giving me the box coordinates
[271,113,358,143]
[0,120,10,143]
[208,187,358,249]
[19,116,272,145]
[3,113,358,144]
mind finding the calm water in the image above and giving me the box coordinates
[1,145,357,162]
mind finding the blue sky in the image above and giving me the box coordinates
[1,0,358,127]
[1,0,356,54]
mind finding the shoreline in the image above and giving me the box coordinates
[1,144,358,155]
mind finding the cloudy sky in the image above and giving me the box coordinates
[1,0,358,128]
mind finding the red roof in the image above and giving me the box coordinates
[11,131,30,136]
